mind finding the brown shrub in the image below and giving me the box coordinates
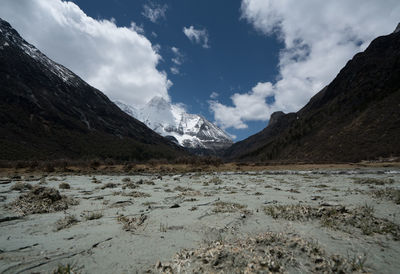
[8,186,78,215]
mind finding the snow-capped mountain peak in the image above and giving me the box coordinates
[115,97,233,153]
[147,96,171,109]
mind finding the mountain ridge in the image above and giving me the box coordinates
[225,28,400,163]
[0,18,184,161]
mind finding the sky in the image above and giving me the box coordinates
[1,0,399,141]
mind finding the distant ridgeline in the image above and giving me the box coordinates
[225,25,400,163]
[0,18,185,161]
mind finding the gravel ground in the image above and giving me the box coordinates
[0,168,399,273]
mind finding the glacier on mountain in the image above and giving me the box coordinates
[115,97,233,153]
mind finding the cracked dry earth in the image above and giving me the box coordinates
[0,168,399,273]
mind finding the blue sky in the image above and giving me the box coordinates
[69,0,282,141]
[1,0,398,141]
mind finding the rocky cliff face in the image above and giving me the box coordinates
[225,27,400,163]
[0,18,184,161]
[115,97,233,155]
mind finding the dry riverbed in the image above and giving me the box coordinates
[0,168,399,273]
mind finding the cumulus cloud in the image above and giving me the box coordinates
[0,0,171,107]
[142,2,168,23]
[183,26,209,48]
[210,82,276,129]
[211,0,400,129]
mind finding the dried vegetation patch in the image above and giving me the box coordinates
[52,263,80,274]
[117,214,148,231]
[174,186,194,192]
[100,183,118,189]
[55,215,79,231]
[59,182,70,189]
[208,177,222,185]
[121,181,138,190]
[156,232,369,273]
[353,177,394,185]
[212,201,250,214]
[83,211,103,220]
[122,191,151,198]
[370,188,400,204]
[8,186,78,215]
[264,204,400,239]
[10,182,32,191]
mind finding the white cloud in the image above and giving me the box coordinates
[170,67,179,75]
[210,0,400,129]
[171,46,183,65]
[142,2,167,23]
[170,46,184,74]
[171,58,182,65]
[210,82,276,129]
[130,22,144,34]
[210,92,219,99]
[171,46,179,54]
[183,26,210,48]
[0,0,171,107]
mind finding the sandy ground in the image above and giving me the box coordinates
[0,167,399,273]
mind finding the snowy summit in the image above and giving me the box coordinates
[115,97,233,154]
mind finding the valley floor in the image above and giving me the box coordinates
[0,166,399,273]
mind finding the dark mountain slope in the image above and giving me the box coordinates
[0,18,184,161]
[226,28,400,163]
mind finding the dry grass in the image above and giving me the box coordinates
[55,215,79,231]
[370,188,400,204]
[264,204,400,239]
[121,181,138,190]
[2,161,399,175]
[117,214,147,231]
[174,186,194,192]
[353,177,394,185]
[208,177,223,185]
[122,191,151,198]
[52,263,80,274]
[156,231,369,273]
[10,182,32,191]
[212,201,249,214]
[135,179,155,185]
[8,186,78,215]
[100,183,118,189]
